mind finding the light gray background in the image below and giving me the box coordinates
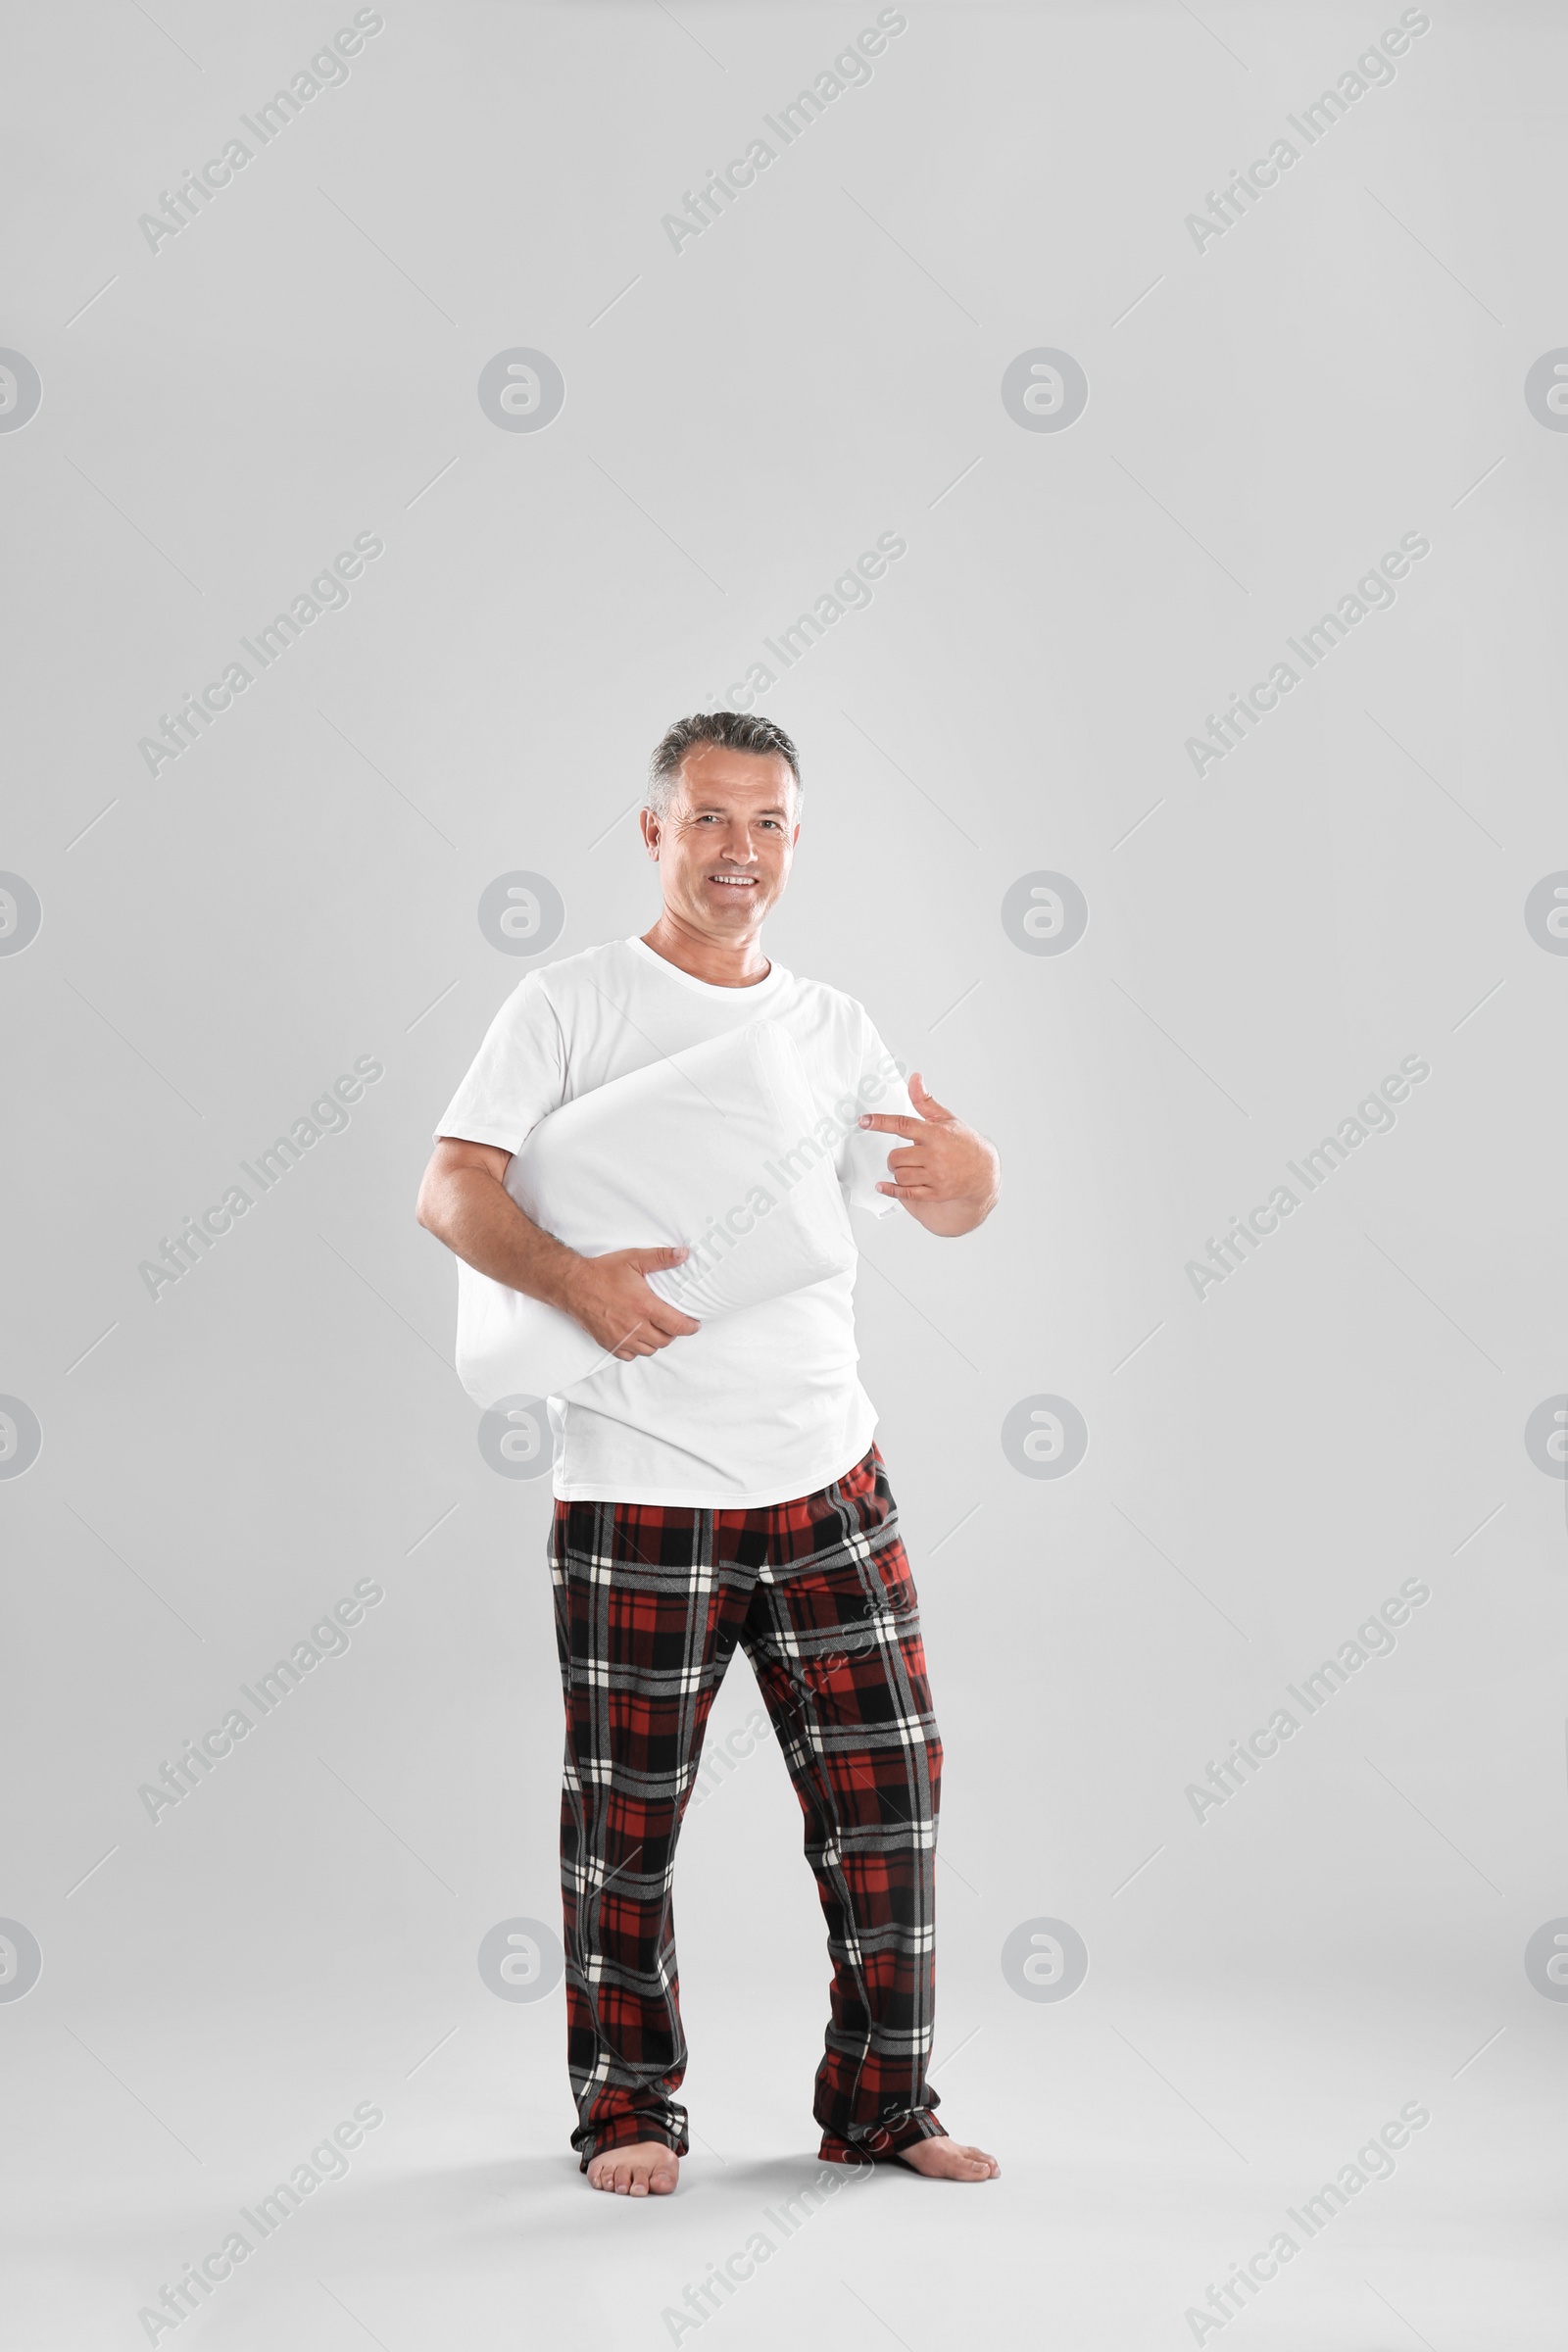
[3,2,1565,2345]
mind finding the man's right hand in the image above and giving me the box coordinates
[560,1246,703,1361]
[415,1141,702,1363]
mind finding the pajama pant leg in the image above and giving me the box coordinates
[551,1445,943,2170]
[551,1493,761,2170]
[742,1446,948,2165]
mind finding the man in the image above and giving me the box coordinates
[416,712,1001,2196]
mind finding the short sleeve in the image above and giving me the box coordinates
[432,973,567,1153]
[837,1008,915,1218]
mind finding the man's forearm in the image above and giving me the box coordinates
[417,1165,580,1308]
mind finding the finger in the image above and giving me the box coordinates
[628,1244,689,1270]
[647,1310,702,1338]
[625,1326,687,1353]
[607,1315,665,1357]
[858,1112,922,1136]
[907,1071,956,1121]
[875,1181,937,1200]
[642,1293,702,1336]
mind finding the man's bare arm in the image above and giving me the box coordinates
[415,1137,700,1362]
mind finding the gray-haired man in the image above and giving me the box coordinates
[417,712,1001,2194]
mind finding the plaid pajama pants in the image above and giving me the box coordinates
[549,1440,947,2171]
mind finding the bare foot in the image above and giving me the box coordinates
[584,2141,680,2197]
[894,2137,1000,2181]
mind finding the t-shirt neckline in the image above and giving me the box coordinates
[625,935,789,1001]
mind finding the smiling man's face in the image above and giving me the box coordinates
[640,741,800,947]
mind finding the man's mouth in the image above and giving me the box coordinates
[706,872,758,888]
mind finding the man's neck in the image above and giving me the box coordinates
[639,913,772,989]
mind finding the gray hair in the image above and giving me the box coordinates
[646,710,803,817]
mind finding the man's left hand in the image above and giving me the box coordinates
[858,1073,1001,1237]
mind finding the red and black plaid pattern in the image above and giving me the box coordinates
[549,1442,947,2171]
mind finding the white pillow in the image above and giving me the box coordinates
[454,1020,858,1409]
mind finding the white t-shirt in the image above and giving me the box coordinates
[434,937,914,1506]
